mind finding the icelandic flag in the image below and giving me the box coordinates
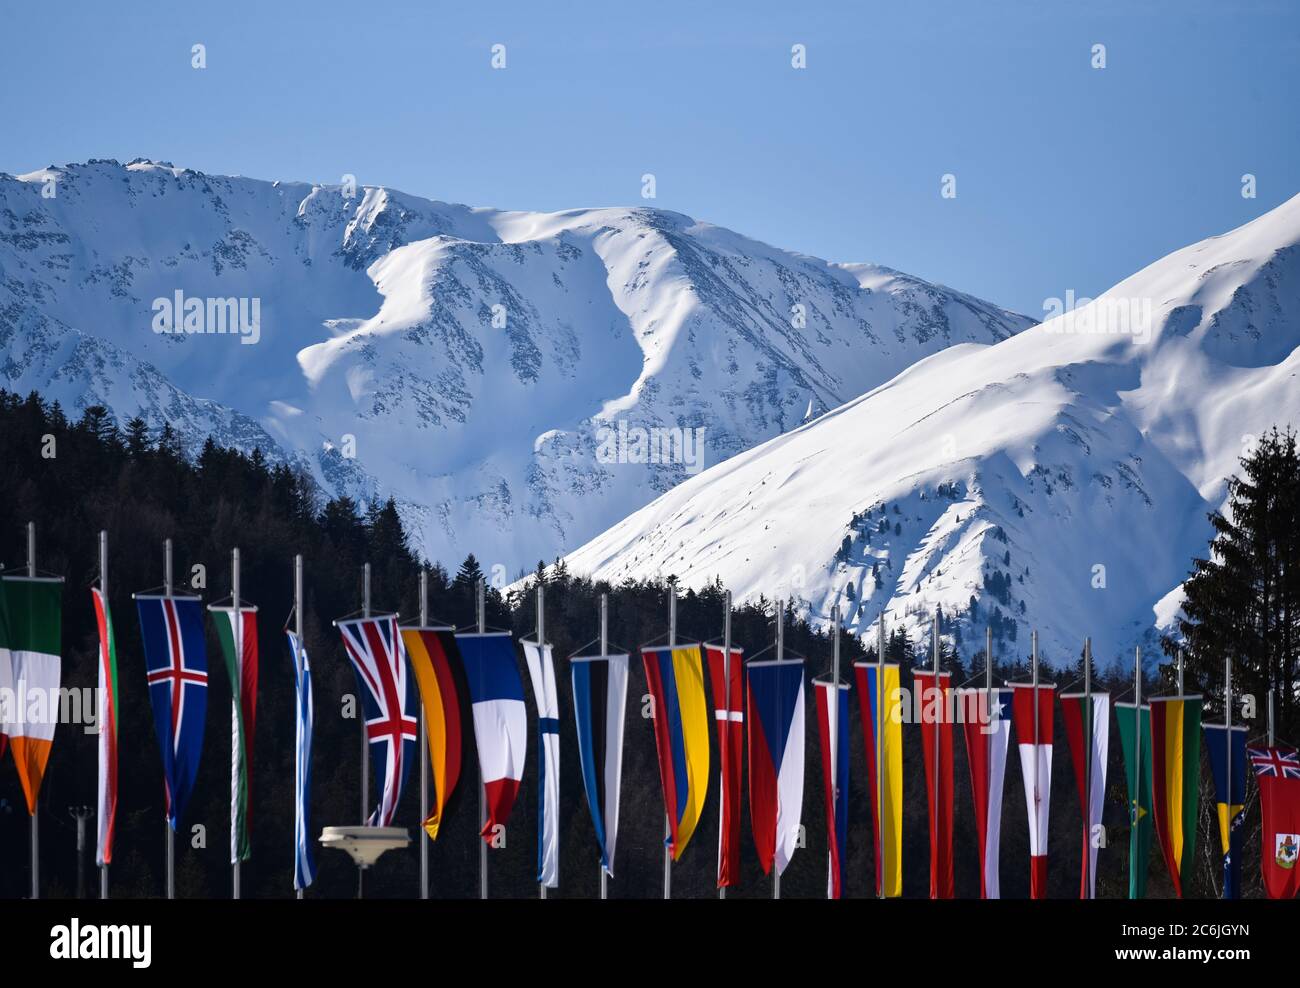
[814,678,849,898]
[1204,723,1248,898]
[1010,682,1055,899]
[456,633,528,839]
[704,645,744,888]
[136,595,208,830]
[522,639,560,887]
[746,659,805,877]
[642,645,711,860]
[287,631,316,891]
[1061,692,1109,898]
[337,615,417,827]
[571,652,629,876]
[960,687,1012,898]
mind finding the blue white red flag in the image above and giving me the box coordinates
[136,595,208,830]
[456,632,528,839]
[746,658,805,876]
[337,615,417,826]
[287,631,316,890]
[814,678,849,898]
[960,687,1012,898]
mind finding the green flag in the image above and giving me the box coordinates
[1116,702,1154,898]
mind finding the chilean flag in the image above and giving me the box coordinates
[960,687,1012,898]
[814,678,850,898]
[455,633,527,839]
[746,659,805,877]
[1010,682,1055,898]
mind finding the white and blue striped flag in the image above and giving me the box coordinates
[288,631,316,890]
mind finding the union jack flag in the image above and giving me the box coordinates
[337,615,417,826]
[136,595,209,830]
[1250,746,1300,779]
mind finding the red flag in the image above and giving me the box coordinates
[1250,746,1300,899]
[705,645,744,887]
[1061,693,1109,898]
[1010,682,1054,899]
[914,670,955,898]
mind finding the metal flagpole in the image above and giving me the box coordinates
[232,547,241,901]
[828,603,840,900]
[986,625,995,896]
[600,591,609,901]
[719,589,731,901]
[1132,645,1141,899]
[664,586,676,901]
[1268,688,1276,747]
[164,538,175,901]
[358,563,370,899]
[931,607,940,900]
[876,616,885,899]
[100,529,110,900]
[1083,636,1092,898]
[27,523,39,900]
[1031,628,1040,897]
[477,577,488,899]
[1176,645,1184,695]
[773,600,784,900]
[537,581,547,900]
[295,553,304,901]
[419,569,429,900]
[1223,649,1232,900]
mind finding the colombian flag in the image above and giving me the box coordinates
[1149,695,1202,897]
[642,645,711,860]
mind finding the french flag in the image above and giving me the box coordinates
[746,659,805,877]
[455,633,527,839]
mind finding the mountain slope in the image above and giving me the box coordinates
[561,195,1300,667]
[0,158,1033,571]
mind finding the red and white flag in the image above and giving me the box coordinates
[1250,746,1300,899]
[1010,682,1054,898]
[1061,692,1109,898]
[961,687,1012,897]
[705,645,744,888]
[915,670,955,898]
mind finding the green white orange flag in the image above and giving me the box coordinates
[211,604,258,864]
[92,587,119,866]
[0,576,63,814]
[1149,695,1202,897]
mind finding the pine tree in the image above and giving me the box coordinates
[1172,427,1299,734]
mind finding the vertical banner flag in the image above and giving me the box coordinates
[1249,746,1300,899]
[854,661,902,897]
[1061,693,1109,898]
[914,669,955,899]
[92,588,119,867]
[287,631,316,890]
[1149,695,1202,897]
[456,632,528,838]
[1116,702,1154,899]
[961,687,1012,898]
[704,645,744,887]
[0,576,62,814]
[571,652,629,875]
[137,595,208,828]
[1010,681,1054,899]
[1204,723,1248,898]
[814,678,850,898]
[211,603,258,864]
[401,628,467,840]
[747,659,806,877]
[641,645,711,860]
[522,639,560,888]
[0,584,8,764]
[337,615,417,826]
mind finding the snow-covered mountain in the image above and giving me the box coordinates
[561,195,1300,668]
[0,158,1033,572]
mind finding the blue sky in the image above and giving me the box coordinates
[3,0,1296,315]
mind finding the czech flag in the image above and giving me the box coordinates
[456,632,528,839]
[642,645,711,860]
[747,659,805,877]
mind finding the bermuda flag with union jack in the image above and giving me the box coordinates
[137,595,208,830]
[1249,746,1300,899]
[337,615,417,826]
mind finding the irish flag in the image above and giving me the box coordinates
[211,604,258,864]
[0,576,63,814]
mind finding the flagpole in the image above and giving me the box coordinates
[719,588,731,901]
[1132,645,1141,901]
[164,537,175,901]
[99,529,110,900]
[232,547,241,901]
[1083,636,1092,899]
[599,591,609,901]
[828,603,840,900]
[876,616,885,900]
[358,562,370,899]
[295,553,304,901]
[27,522,39,900]
[1223,650,1232,900]
[537,581,548,900]
[931,607,940,900]
[664,585,675,901]
[1176,644,1184,694]
[986,625,994,900]
[1031,628,1040,900]
[773,599,783,901]
[1268,687,1275,747]
[477,577,489,900]
[419,569,429,900]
